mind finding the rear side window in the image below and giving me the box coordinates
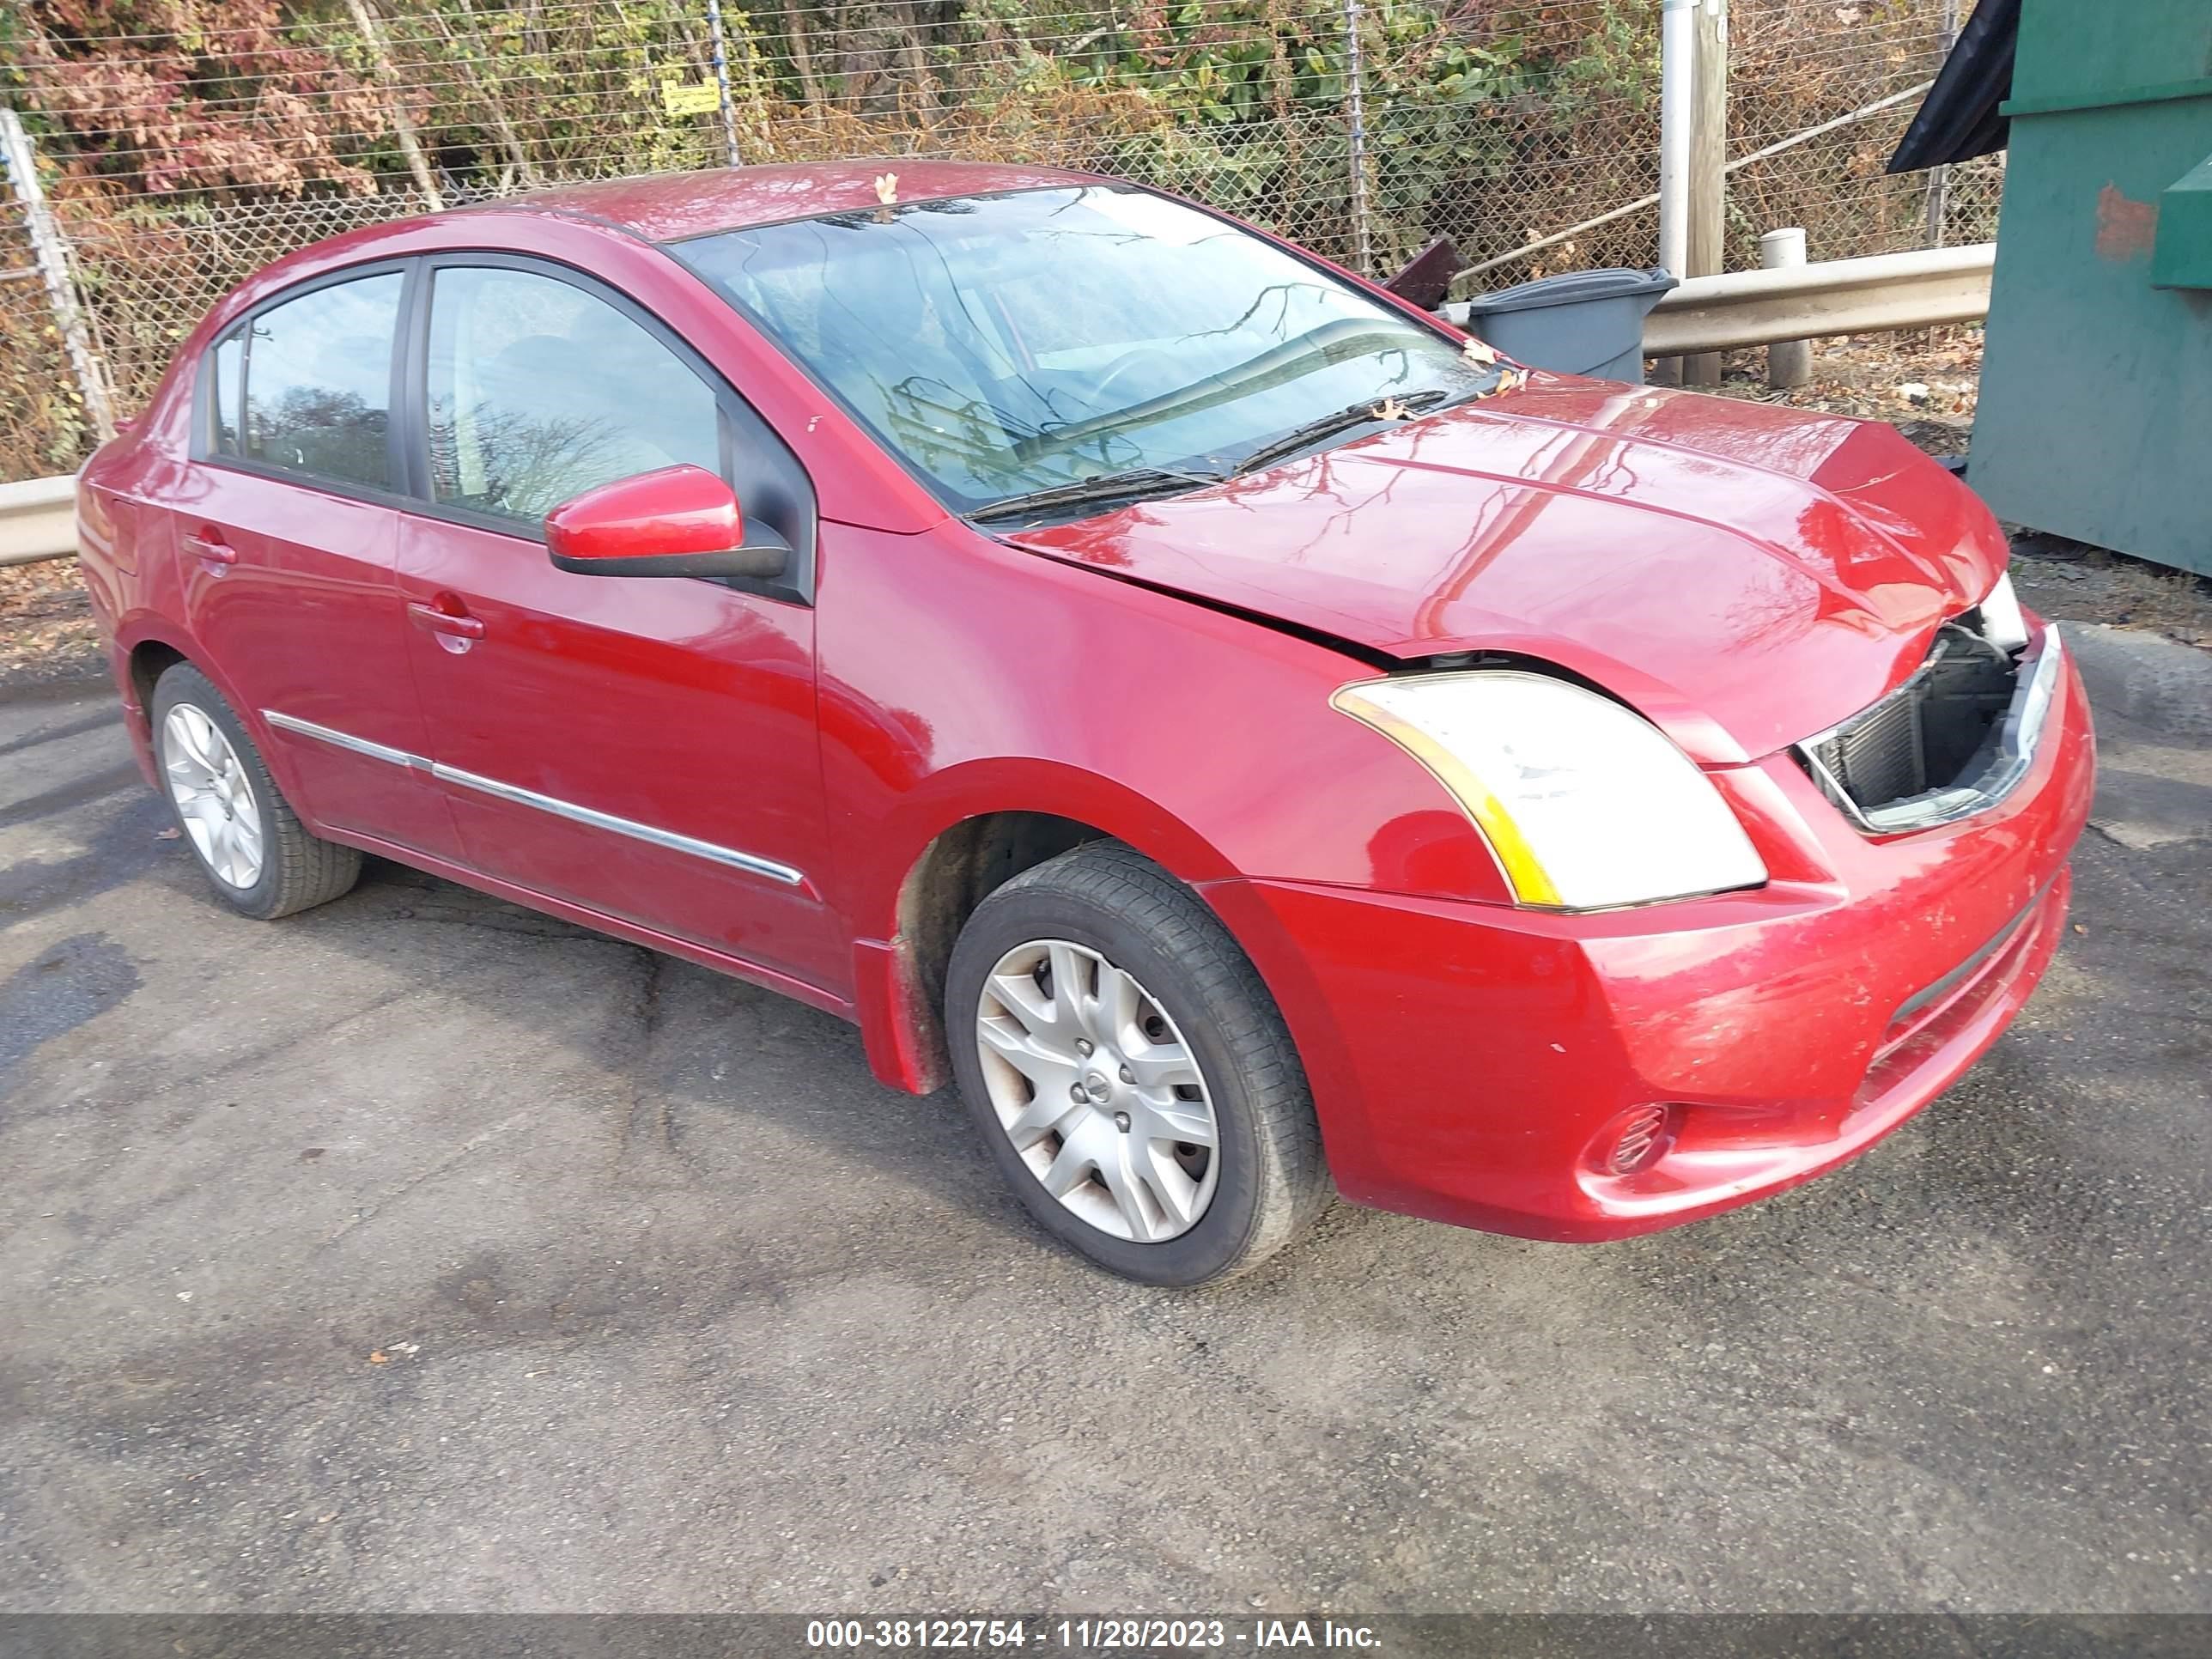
[240,272,404,488]
[424,264,721,526]
[210,328,243,454]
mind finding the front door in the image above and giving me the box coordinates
[185,264,458,859]
[392,259,843,999]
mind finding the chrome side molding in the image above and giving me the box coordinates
[260,708,806,888]
[428,760,805,886]
[263,709,432,773]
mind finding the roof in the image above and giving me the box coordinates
[1887,0,2021,173]
[471,160,1102,243]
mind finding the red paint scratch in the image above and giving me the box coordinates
[2095,182,2160,261]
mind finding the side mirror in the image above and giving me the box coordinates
[545,465,789,581]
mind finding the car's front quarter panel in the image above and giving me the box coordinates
[825,521,1532,899]
[814,519,1514,1081]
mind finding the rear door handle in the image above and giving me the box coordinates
[408,600,486,646]
[183,530,237,567]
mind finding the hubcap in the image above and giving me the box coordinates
[974,939,1220,1243]
[161,703,264,890]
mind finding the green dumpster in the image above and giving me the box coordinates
[1967,0,2212,577]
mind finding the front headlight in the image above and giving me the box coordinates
[1978,568,2030,651]
[1332,671,1767,910]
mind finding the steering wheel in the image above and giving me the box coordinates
[1088,346,1185,411]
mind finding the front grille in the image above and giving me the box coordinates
[1819,674,1928,805]
[1800,623,2027,830]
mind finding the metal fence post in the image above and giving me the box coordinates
[706,0,744,169]
[0,107,116,444]
[1340,0,1373,276]
[1759,226,1811,387]
[1923,0,1960,247]
[1683,0,1729,386]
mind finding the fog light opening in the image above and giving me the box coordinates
[1607,1103,1678,1176]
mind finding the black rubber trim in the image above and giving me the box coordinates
[1888,878,2050,1027]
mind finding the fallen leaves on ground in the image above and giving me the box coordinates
[1700,325,1983,459]
[0,557,100,680]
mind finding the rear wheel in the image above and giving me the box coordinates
[945,842,1329,1285]
[152,664,362,920]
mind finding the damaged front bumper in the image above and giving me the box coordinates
[1202,623,2096,1243]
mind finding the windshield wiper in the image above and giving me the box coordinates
[1229,386,1455,479]
[969,465,1226,524]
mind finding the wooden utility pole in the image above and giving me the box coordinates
[1684,0,1729,386]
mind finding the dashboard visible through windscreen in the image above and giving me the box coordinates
[670,184,1495,515]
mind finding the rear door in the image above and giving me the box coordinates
[391,256,843,998]
[185,263,458,858]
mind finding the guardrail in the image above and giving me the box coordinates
[1641,242,1996,356]
[0,473,76,568]
[0,253,1997,568]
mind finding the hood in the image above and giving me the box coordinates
[1004,374,2007,764]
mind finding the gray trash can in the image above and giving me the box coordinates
[1444,267,1679,384]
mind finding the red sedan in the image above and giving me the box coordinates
[75,162,2094,1285]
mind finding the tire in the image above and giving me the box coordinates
[945,841,1330,1285]
[151,664,362,920]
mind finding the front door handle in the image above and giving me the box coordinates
[184,530,237,569]
[408,599,486,652]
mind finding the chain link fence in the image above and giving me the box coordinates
[1726,0,2002,270]
[3,0,1997,483]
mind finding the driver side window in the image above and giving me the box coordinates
[424,265,722,527]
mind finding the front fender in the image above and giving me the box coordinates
[855,757,1241,946]
[818,520,1512,1092]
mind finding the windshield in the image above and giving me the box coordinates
[671,184,1498,515]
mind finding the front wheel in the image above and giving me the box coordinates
[944,842,1330,1285]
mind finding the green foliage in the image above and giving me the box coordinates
[1549,0,1662,115]
[10,0,1662,269]
[934,0,1659,264]
[358,0,741,184]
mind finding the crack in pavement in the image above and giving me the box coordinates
[319,1108,534,1248]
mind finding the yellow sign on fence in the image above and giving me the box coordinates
[660,76,721,118]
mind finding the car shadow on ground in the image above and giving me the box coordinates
[289,849,1059,1251]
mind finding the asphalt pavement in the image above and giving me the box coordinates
[1,625,2206,1614]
